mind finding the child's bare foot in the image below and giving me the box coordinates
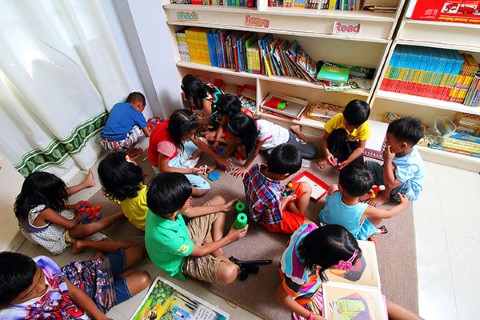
[366,192,390,207]
[316,159,328,169]
[83,170,95,188]
[72,240,84,255]
[290,124,302,135]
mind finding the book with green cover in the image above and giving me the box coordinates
[316,62,350,82]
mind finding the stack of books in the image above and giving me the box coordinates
[455,112,480,137]
[448,54,479,104]
[171,0,256,7]
[269,0,363,11]
[185,27,211,65]
[176,27,375,90]
[175,28,190,62]
[380,45,480,103]
[464,70,480,107]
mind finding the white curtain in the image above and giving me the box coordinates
[0,0,133,181]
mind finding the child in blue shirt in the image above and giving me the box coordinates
[365,116,425,206]
[100,92,151,157]
[319,164,408,240]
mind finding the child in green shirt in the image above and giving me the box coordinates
[145,172,248,284]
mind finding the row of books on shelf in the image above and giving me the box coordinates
[380,45,480,107]
[268,0,359,10]
[176,27,374,90]
[267,0,397,11]
[170,0,256,7]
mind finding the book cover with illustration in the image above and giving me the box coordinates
[130,276,229,320]
[322,241,387,320]
[316,62,350,83]
[410,0,480,24]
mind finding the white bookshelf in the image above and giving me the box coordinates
[164,0,405,132]
[370,0,480,172]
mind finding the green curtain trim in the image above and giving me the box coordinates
[15,112,108,177]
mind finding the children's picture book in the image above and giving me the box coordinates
[364,120,389,160]
[322,240,387,320]
[409,0,480,24]
[305,102,344,123]
[316,61,350,83]
[130,276,230,320]
[291,170,329,201]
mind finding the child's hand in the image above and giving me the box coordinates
[222,198,238,212]
[232,166,247,179]
[68,201,83,211]
[192,166,208,175]
[383,145,395,162]
[228,224,249,241]
[217,157,233,171]
[398,193,409,204]
[326,153,336,166]
[213,141,220,151]
[337,161,347,170]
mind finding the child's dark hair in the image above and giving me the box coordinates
[216,94,242,118]
[147,172,192,217]
[0,251,37,306]
[298,224,361,282]
[343,99,370,126]
[98,153,145,201]
[14,172,69,223]
[125,92,146,106]
[388,116,424,146]
[181,74,213,109]
[168,109,199,150]
[267,143,301,175]
[228,114,259,158]
[339,164,374,197]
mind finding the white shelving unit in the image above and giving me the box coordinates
[371,5,480,172]
[163,0,406,132]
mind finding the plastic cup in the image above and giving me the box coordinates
[234,213,248,229]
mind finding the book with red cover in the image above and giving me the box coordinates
[410,0,480,24]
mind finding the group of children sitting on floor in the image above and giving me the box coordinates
[0,74,425,319]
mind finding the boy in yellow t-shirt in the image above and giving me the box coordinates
[317,99,371,169]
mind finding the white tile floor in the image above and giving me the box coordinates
[413,162,480,320]
[15,157,480,320]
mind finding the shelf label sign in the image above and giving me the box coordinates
[245,15,270,28]
[333,21,360,34]
[177,11,198,22]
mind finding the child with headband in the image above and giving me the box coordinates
[276,224,421,320]
[276,224,361,319]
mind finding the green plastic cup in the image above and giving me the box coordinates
[235,201,246,214]
[234,213,248,229]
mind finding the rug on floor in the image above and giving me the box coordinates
[89,151,418,320]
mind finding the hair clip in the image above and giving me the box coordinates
[333,249,358,271]
[125,155,137,165]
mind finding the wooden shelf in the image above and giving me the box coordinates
[375,91,480,116]
[164,4,398,40]
[177,61,371,97]
[417,145,480,172]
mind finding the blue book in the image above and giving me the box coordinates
[206,30,217,67]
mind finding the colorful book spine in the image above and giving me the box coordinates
[175,28,190,62]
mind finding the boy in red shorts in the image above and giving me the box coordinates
[243,143,312,234]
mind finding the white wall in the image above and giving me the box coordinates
[108,0,182,119]
[0,153,24,251]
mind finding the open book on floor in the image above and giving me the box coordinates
[130,276,230,320]
[322,240,388,320]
